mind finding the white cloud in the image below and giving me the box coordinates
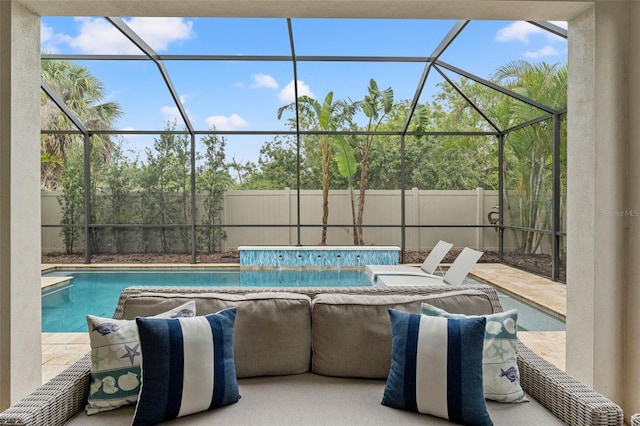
[496,21,568,44]
[41,23,54,44]
[160,105,181,121]
[159,93,192,123]
[205,114,249,131]
[251,74,279,89]
[40,22,72,53]
[160,105,192,126]
[67,17,193,54]
[524,45,560,59]
[119,126,143,139]
[127,17,194,51]
[69,18,137,54]
[495,21,545,43]
[278,80,315,103]
[99,89,124,103]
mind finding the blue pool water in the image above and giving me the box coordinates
[41,268,565,333]
[42,268,370,332]
[497,292,565,332]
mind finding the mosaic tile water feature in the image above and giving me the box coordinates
[239,246,399,268]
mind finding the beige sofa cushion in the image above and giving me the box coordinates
[419,289,494,314]
[66,374,563,425]
[121,292,312,378]
[311,291,494,378]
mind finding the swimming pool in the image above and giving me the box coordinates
[42,268,370,332]
[497,291,565,332]
[41,268,565,333]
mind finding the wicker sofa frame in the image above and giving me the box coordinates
[0,284,624,426]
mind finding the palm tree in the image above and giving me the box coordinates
[41,58,123,190]
[347,80,430,244]
[491,61,567,254]
[352,79,395,245]
[424,62,566,255]
[278,92,355,245]
[333,134,359,243]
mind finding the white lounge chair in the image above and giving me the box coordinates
[364,240,454,282]
[377,247,484,287]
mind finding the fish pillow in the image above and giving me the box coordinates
[420,303,527,403]
[85,301,196,415]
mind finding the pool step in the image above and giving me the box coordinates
[41,276,73,290]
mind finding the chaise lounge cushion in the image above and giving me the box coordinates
[121,292,312,378]
[311,290,494,378]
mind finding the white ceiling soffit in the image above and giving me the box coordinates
[22,0,591,21]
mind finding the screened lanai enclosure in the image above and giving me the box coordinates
[40,18,567,281]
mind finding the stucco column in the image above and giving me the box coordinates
[0,1,42,409]
[566,1,628,409]
[624,2,640,418]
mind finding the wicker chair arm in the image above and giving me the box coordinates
[0,354,91,426]
[517,342,623,426]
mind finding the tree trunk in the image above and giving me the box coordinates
[355,135,376,245]
[321,138,331,245]
[349,185,358,244]
[356,153,370,245]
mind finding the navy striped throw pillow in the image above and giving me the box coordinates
[382,309,493,426]
[132,308,240,426]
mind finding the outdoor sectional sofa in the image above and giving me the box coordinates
[0,284,624,425]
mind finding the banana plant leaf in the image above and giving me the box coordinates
[333,134,358,178]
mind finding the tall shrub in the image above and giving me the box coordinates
[137,121,191,253]
[57,143,85,254]
[197,133,231,253]
[100,142,136,253]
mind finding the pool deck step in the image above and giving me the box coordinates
[469,263,566,319]
[41,276,73,290]
[42,333,90,384]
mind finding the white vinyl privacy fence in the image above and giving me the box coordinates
[41,188,514,253]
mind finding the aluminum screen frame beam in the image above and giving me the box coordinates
[105,17,194,134]
[287,17,303,246]
[39,18,568,278]
[528,21,567,39]
[40,77,88,135]
[432,65,502,133]
[398,20,469,261]
[435,60,559,115]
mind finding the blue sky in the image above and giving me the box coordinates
[40,17,567,163]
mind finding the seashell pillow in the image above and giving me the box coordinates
[420,303,527,403]
[85,301,196,415]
